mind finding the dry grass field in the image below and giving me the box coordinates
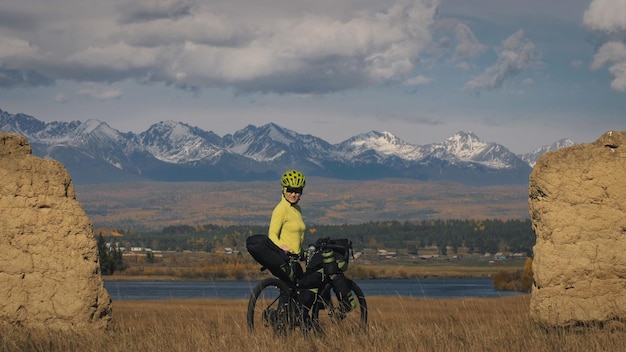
[2,295,625,352]
[75,178,529,229]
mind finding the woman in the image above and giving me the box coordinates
[245,170,307,284]
[268,169,306,256]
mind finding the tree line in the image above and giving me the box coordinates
[97,233,126,275]
[101,218,535,257]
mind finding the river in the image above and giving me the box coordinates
[104,278,525,300]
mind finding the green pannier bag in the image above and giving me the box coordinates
[306,238,352,273]
[325,238,352,272]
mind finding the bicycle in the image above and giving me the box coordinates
[247,238,368,334]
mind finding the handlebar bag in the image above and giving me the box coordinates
[308,238,352,272]
[326,239,352,271]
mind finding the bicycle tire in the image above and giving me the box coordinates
[311,278,368,331]
[247,277,293,332]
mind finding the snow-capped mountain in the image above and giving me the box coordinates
[0,108,573,185]
[519,138,576,167]
[422,131,529,169]
[222,123,335,166]
[137,121,224,164]
[336,131,425,162]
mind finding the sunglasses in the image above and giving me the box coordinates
[285,187,303,194]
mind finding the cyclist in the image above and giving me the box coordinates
[267,169,317,329]
[266,169,355,332]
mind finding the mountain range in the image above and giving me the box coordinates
[0,108,575,186]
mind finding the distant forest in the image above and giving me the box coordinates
[101,219,535,257]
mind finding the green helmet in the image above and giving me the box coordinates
[280,169,306,188]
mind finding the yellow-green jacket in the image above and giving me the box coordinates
[268,197,305,254]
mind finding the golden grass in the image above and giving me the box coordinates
[2,295,626,352]
[348,261,526,279]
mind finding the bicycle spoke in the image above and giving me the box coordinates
[248,278,295,334]
[312,280,367,333]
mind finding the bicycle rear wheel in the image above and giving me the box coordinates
[311,278,368,332]
[247,277,293,333]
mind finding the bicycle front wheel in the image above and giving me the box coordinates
[247,277,293,333]
[312,278,368,332]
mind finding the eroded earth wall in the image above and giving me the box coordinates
[529,130,626,326]
[0,133,111,330]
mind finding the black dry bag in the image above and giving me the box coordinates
[246,234,294,282]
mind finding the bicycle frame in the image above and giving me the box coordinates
[247,251,367,333]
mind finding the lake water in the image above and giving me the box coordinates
[104,278,525,301]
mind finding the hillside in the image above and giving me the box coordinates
[75,178,529,230]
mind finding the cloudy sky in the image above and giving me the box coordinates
[1,0,625,154]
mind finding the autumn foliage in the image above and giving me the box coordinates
[492,257,533,292]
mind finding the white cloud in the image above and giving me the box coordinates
[583,0,626,32]
[451,22,486,60]
[0,0,441,94]
[463,30,535,93]
[404,75,433,86]
[76,83,123,100]
[584,0,626,92]
[591,42,626,91]
[68,42,159,71]
[608,62,626,91]
[432,18,486,66]
[0,36,39,58]
[591,41,626,69]
[0,37,54,87]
